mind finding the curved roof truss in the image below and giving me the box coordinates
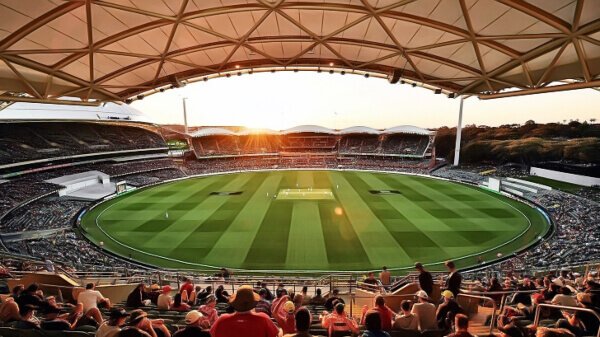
[0,0,599,104]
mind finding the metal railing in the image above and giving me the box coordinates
[534,303,600,337]
[456,293,497,334]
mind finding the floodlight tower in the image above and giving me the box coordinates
[182,97,189,134]
[453,96,464,166]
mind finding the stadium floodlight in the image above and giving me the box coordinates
[434,89,442,94]
[136,94,144,100]
[340,71,346,75]
[448,93,456,98]
[364,73,369,78]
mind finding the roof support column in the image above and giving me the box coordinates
[453,96,464,166]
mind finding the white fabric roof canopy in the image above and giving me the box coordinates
[0,0,599,104]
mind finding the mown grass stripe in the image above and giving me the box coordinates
[203,172,284,267]
[328,171,411,267]
[285,201,329,269]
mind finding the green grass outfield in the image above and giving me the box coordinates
[79,170,551,274]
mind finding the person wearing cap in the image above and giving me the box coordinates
[97,308,130,337]
[436,290,463,330]
[15,304,40,330]
[274,298,297,335]
[210,285,279,337]
[179,277,194,302]
[446,314,474,337]
[40,306,79,331]
[157,285,172,310]
[393,300,418,331]
[321,302,359,336]
[411,290,437,331]
[283,307,313,337]
[255,288,272,317]
[198,294,219,326]
[120,309,171,337]
[360,295,395,331]
[147,284,161,306]
[172,310,210,337]
[415,262,434,297]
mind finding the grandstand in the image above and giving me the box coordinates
[0,1,599,337]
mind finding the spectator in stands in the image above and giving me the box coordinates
[122,309,171,337]
[551,287,577,307]
[556,310,586,337]
[321,302,359,336]
[146,284,161,306]
[198,294,219,327]
[215,285,230,304]
[255,289,272,317]
[362,310,391,337]
[513,277,536,306]
[210,285,279,337]
[411,290,437,331]
[78,283,110,325]
[446,314,474,337]
[497,318,525,337]
[436,290,463,331]
[361,295,394,331]
[283,307,313,337]
[442,261,462,298]
[180,277,195,304]
[196,286,212,304]
[157,286,172,310]
[380,267,391,288]
[486,277,504,305]
[173,310,210,337]
[310,288,325,306]
[16,283,45,310]
[272,288,289,313]
[274,300,296,335]
[393,300,418,331]
[292,293,303,312]
[575,293,600,335]
[97,308,129,337]
[535,327,576,337]
[415,262,434,297]
[300,286,312,305]
[127,284,146,308]
[364,272,380,287]
[0,297,20,323]
[171,293,191,312]
[324,289,344,311]
[41,306,80,331]
[10,284,24,299]
[15,304,40,330]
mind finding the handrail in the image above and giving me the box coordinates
[457,293,497,335]
[534,303,600,337]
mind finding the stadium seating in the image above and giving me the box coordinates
[0,122,167,167]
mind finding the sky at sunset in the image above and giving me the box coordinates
[133,72,600,130]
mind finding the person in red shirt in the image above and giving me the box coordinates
[210,285,279,337]
[274,299,296,335]
[179,277,194,304]
[361,295,395,331]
